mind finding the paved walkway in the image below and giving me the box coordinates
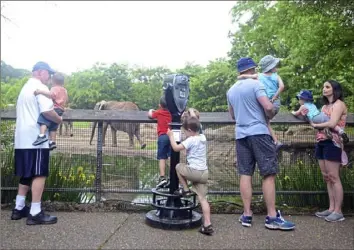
[1,211,353,249]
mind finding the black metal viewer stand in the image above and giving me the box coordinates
[145,74,202,230]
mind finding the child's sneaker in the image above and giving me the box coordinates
[341,133,349,144]
[199,224,214,235]
[239,213,252,227]
[32,135,48,146]
[265,210,295,230]
[49,142,57,151]
[156,176,167,188]
[275,141,283,152]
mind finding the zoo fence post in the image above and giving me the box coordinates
[95,120,103,202]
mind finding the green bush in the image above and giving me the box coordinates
[0,149,95,203]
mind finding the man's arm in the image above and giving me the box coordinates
[167,129,185,152]
[228,104,235,121]
[36,94,62,124]
[254,82,275,119]
[312,102,345,129]
[42,110,62,124]
[257,96,276,120]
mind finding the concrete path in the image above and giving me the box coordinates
[1,211,353,249]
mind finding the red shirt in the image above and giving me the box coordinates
[151,109,172,136]
[50,85,68,111]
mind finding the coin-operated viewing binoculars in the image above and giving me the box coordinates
[162,73,190,123]
[145,73,202,230]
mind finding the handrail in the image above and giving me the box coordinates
[1,109,353,124]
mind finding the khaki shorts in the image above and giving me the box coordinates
[176,163,208,199]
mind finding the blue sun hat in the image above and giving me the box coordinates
[296,90,314,102]
[259,55,280,73]
[237,57,257,73]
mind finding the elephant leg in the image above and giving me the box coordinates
[128,132,134,148]
[59,123,62,136]
[102,122,109,147]
[69,122,73,137]
[65,123,68,136]
[112,126,117,147]
[135,126,146,149]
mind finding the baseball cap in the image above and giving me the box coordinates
[237,57,257,73]
[32,61,56,75]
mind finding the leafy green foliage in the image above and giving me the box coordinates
[229,1,354,111]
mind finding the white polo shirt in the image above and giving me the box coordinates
[14,78,54,149]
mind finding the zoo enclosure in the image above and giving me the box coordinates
[1,109,354,207]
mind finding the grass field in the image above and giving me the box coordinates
[73,122,91,129]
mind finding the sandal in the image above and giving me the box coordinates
[174,188,193,197]
[199,224,214,235]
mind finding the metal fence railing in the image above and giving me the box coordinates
[1,110,354,208]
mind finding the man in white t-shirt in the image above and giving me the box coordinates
[167,116,213,235]
[11,62,62,225]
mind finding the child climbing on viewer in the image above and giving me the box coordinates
[167,116,213,235]
[148,96,172,188]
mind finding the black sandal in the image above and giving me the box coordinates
[341,133,349,144]
[199,224,214,235]
[174,188,193,197]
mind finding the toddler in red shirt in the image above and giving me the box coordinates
[32,73,68,150]
[148,96,172,188]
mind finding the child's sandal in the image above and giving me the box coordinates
[174,188,192,197]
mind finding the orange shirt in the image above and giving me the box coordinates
[50,85,68,111]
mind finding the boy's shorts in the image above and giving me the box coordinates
[272,99,281,115]
[157,134,171,160]
[37,108,64,132]
[176,163,208,199]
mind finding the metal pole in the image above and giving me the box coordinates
[95,121,103,202]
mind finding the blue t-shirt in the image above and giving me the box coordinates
[258,73,279,99]
[304,102,320,120]
[227,79,270,139]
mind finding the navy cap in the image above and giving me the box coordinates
[32,61,56,75]
[237,57,257,73]
[296,90,313,101]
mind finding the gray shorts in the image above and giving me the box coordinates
[236,134,279,177]
[311,112,330,124]
[272,99,281,115]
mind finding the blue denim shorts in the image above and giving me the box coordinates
[37,108,63,132]
[315,140,341,163]
[157,134,171,160]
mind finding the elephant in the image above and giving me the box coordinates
[89,100,147,149]
[59,107,73,137]
[59,121,73,137]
